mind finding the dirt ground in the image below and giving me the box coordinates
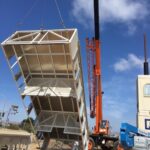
[29,135,74,150]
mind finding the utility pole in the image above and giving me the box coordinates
[5,105,18,127]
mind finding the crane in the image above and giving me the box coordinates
[86,0,109,135]
[86,0,118,149]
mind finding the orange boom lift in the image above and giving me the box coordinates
[87,0,118,149]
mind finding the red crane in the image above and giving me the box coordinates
[86,0,118,149]
[86,0,108,135]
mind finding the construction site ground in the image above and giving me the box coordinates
[0,128,102,150]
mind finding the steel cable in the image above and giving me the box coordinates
[54,0,66,28]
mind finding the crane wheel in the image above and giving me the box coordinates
[113,141,124,150]
[88,137,95,150]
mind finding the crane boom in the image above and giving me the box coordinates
[86,0,104,134]
[93,0,103,133]
[94,0,100,40]
[86,0,103,133]
[88,1,119,149]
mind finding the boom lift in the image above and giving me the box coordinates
[118,34,150,150]
[120,123,150,150]
[86,0,118,149]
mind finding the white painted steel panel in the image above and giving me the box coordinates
[1,29,89,149]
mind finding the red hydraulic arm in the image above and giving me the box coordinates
[86,0,103,134]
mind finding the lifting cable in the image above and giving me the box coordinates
[17,0,40,27]
[40,0,46,29]
[17,0,66,29]
[54,0,66,28]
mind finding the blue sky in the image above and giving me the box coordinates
[0,0,150,131]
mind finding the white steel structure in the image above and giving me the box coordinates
[137,75,150,132]
[1,29,89,149]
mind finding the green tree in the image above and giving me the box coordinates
[20,117,34,133]
[7,123,20,130]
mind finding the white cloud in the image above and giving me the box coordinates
[100,0,148,22]
[102,76,136,131]
[113,53,143,72]
[87,75,136,131]
[104,98,127,119]
[72,0,148,32]
[127,23,137,35]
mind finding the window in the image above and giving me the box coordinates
[144,84,150,96]
[145,119,150,130]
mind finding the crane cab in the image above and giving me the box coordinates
[99,120,109,135]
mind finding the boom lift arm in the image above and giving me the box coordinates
[120,123,150,149]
